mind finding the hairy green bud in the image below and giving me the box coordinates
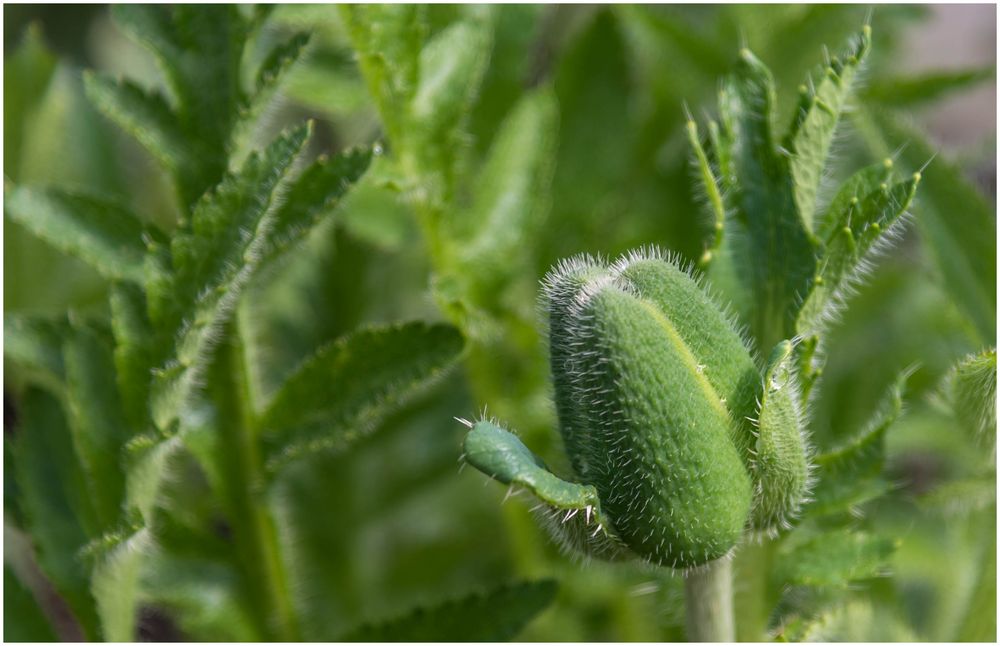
[464,248,814,569]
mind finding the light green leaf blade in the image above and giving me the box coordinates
[5,187,148,283]
[91,527,153,641]
[62,320,131,531]
[258,145,373,268]
[260,322,464,470]
[232,31,311,159]
[340,4,426,141]
[339,579,558,641]
[785,26,870,230]
[798,173,920,335]
[150,124,310,430]
[775,529,896,587]
[83,74,187,174]
[816,159,894,242]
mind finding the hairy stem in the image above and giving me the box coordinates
[685,557,735,642]
[213,323,299,640]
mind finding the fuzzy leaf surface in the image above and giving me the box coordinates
[5,187,147,283]
[775,529,896,587]
[260,322,464,470]
[150,125,310,429]
[339,580,557,641]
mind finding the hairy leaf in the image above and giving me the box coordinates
[785,26,870,230]
[939,348,997,450]
[150,124,310,430]
[110,283,155,430]
[11,388,99,637]
[5,187,147,283]
[91,527,152,641]
[339,579,557,641]
[62,320,131,530]
[261,322,464,470]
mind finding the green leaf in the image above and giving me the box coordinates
[258,145,373,268]
[775,529,897,587]
[863,66,995,107]
[816,159,894,242]
[11,388,100,638]
[4,187,148,283]
[956,524,996,641]
[340,4,426,141]
[232,31,311,159]
[109,283,155,430]
[4,566,59,642]
[339,579,557,641]
[807,370,910,516]
[785,26,870,230]
[4,313,69,390]
[83,74,187,174]
[4,23,57,182]
[260,322,464,470]
[91,527,153,641]
[854,108,996,344]
[62,320,131,530]
[150,124,311,430]
[797,172,920,334]
[710,47,815,351]
[110,5,247,206]
[458,86,558,281]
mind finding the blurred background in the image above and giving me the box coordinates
[5,4,996,641]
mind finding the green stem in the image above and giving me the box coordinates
[213,324,299,641]
[685,557,735,642]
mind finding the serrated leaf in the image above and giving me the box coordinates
[785,27,870,230]
[855,108,996,344]
[258,145,373,268]
[260,322,464,470]
[62,320,131,530]
[775,529,896,587]
[83,74,187,173]
[339,580,557,641]
[807,370,909,516]
[110,5,247,206]
[150,124,310,430]
[232,31,311,159]
[5,187,148,283]
[797,173,920,334]
[863,66,995,107]
[91,527,153,641]
[11,388,100,638]
[711,48,815,351]
[463,419,628,560]
[816,159,893,242]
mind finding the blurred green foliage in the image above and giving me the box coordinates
[4,4,995,641]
